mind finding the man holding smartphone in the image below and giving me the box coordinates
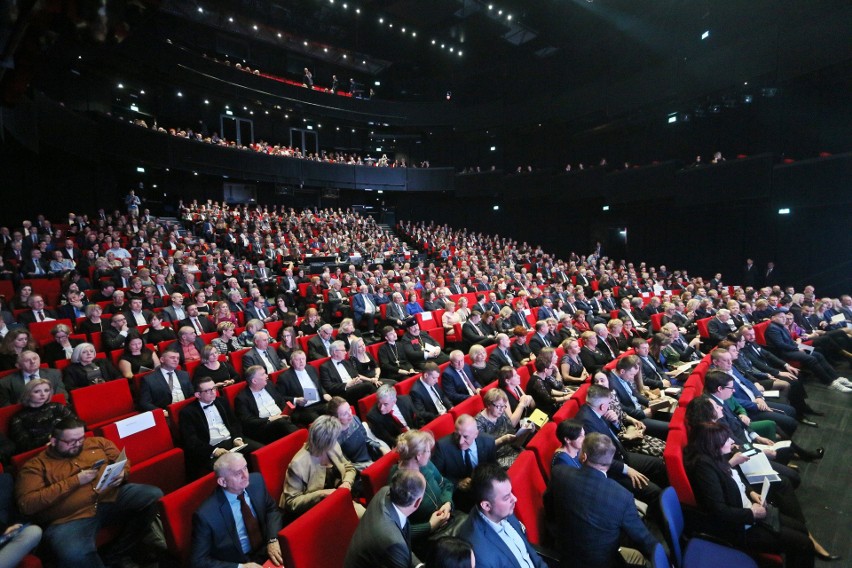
[15,417,164,567]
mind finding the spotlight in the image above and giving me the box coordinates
[117,83,124,89]
[204,99,209,104]
[253,24,258,30]
[228,17,233,22]
[701,30,710,40]
[177,91,183,97]
[197,6,203,13]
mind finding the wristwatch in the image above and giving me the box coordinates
[268,538,278,544]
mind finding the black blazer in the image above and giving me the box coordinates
[62,360,121,391]
[179,315,216,334]
[41,339,83,365]
[233,384,288,440]
[138,367,193,411]
[575,404,629,477]
[377,342,415,379]
[432,434,497,484]
[179,398,244,466]
[306,335,332,361]
[488,347,519,370]
[366,395,419,448]
[685,453,755,543]
[528,333,553,357]
[276,366,325,405]
[579,346,608,374]
[409,379,453,424]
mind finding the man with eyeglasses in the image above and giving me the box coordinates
[16,417,164,567]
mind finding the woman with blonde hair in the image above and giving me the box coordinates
[9,378,76,452]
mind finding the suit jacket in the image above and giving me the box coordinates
[366,395,419,448]
[685,454,755,543]
[579,345,608,374]
[275,366,325,405]
[124,309,154,328]
[432,434,497,484]
[319,358,364,397]
[179,315,216,334]
[763,322,799,355]
[180,398,244,466]
[509,311,531,329]
[457,509,546,568]
[707,317,734,343]
[352,293,380,319]
[245,304,272,322]
[0,369,68,406]
[17,308,58,327]
[344,486,420,568]
[306,335,333,361]
[528,333,553,356]
[161,305,188,323]
[441,365,482,405]
[138,367,193,411]
[385,302,408,324]
[57,303,87,321]
[102,327,131,352]
[242,347,285,373]
[488,347,519,370]
[282,444,357,514]
[609,373,648,421]
[575,404,630,477]
[546,465,657,568]
[233,385,288,440]
[41,339,83,365]
[409,379,453,424]
[190,472,283,568]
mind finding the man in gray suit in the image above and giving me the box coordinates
[241,331,286,375]
[0,350,68,406]
[344,469,426,568]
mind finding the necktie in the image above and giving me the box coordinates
[237,492,263,552]
[37,310,45,322]
[459,369,475,395]
[430,385,447,414]
[463,449,473,476]
[192,318,203,334]
[168,372,176,392]
[260,351,275,372]
[26,374,38,383]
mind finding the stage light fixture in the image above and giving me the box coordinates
[701,30,710,39]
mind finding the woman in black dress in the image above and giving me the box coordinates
[9,379,76,452]
[193,345,239,388]
[117,332,159,378]
[468,345,497,386]
[62,343,121,391]
[76,303,109,337]
[142,312,177,345]
[348,337,381,381]
[42,323,82,366]
[496,366,535,420]
[337,318,362,352]
[509,326,533,366]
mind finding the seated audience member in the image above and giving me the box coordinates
[497,366,535,419]
[190,453,284,568]
[238,319,265,347]
[138,347,193,413]
[378,326,419,380]
[352,285,382,337]
[344,469,427,568]
[367,384,420,448]
[242,330,288,374]
[117,332,159,378]
[633,336,672,389]
[593,372,666,458]
[42,323,81,365]
[307,324,335,361]
[489,333,520,369]
[102,312,133,352]
[410,362,454,423]
[579,330,609,374]
[608,355,670,439]
[559,337,590,386]
[9,378,77,452]
[528,320,554,356]
[468,344,497,386]
[457,463,547,568]
[391,429,461,556]
[576,384,668,506]
[551,419,585,469]
[282,415,361,518]
[0,471,42,566]
[320,340,380,405]
[526,348,571,416]
[193,345,239,388]
[62,342,121,391]
[441,350,482,405]
[0,350,68,406]
[432,415,497,508]
[180,376,262,476]
[297,307,325,337]
[276,350,330,427]
[509,326,534,365]
[276,326,299,365]
[475,388,527,468]
[685,422,826,567]
[349,336,382,381]
[764,309,851,393]
[17,295,57,326]
[0,330,38,371]
[234,365,299,444]
[546,433,659,568]
[16,417,164,567]
[426,537,474,568]
[400,320,450,369]
[167,326,206,366]
[210,321,241,355]
[142,312,176,345]
[327,396,390,470]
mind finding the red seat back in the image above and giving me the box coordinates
[100,409,175,463]
[71,380,136,430]
[422,413,455,440]
[158,473,217,564]
[278,487,360,568]
[650,312,665,332]
[552,398,580,423]
[249,429,308,505]
[526,422,560,480]
[696,317,712,339]
[223,381,247,409]
[449,394,485,420]
[664,429,696,507]
[360,450,400,503]
[507,450,547,546]
[753,320,770,346]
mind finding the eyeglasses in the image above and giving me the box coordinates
[57,435,85,445]
[198,388,216,394]
[721,385,735,391]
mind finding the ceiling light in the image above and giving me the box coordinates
[140,90,145,94]
[401,27,406,33]
[458,51,463,56]
[431,39,436,45]
[507,14,512,21]
[356,8,360,13]
[228,17,233,22]
[117,83,124,89]
[197,6,203,13]
[324,48,328,52]
[412,31,416,37]
[204,99,209,104]
[176,91,183,97]
[379,17,383,23]
[498,10,503,15]
[389,23,393,28]
[304,41,308,46]
[342,54,347,58]
[701,30,710,40]
[277,32,282,38]
[441,43,445,48]
[449,47,454,52]
[253,24,258,31]
[265,110,269,114]
[488,4,493,9]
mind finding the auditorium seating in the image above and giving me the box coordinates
[506,450,548,546]
[359,449,400,503]
[249,429,308,505]
[70,379,137,431]
[158,473,218,564]
[525,422,559,481]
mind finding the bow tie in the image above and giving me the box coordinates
[202,403,216,410]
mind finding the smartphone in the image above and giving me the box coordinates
[740,443,759,457]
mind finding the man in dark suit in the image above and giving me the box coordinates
[763,261,779,287]
[460,310,495,351]
[0,350,68,406]
[138,348,193,413]
[275,350,330,426]
[441,351,482,405]
[488,333,520,369]
[366,385,420,448]
[344,469,426,568]
[320,340,380,405]
[190,452,284,568]
[179,304,216,335]
[409,362,453,423]
[608,355,669,439]
[57,289,88,321]
[707,309,736,345]
[399,321,449,370]
[180,376,262,476]
[377,327,419,381]
[432,415,497,507]
[17,295,58,326]
[124,298,153,328]
[384,292,410,328]
[102,313,132,352]
[161,292,188,323]
[528,321,553,356]
[306,324,334,361]
[352,284,382,335]
[508,307,531,330]
[242,331,286,375]
[764,309,851,392]
[234,366,300,443]
[742,258,758,288]
[458,463,547,568]
[546,434,659,568]
[576,385,667,506]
